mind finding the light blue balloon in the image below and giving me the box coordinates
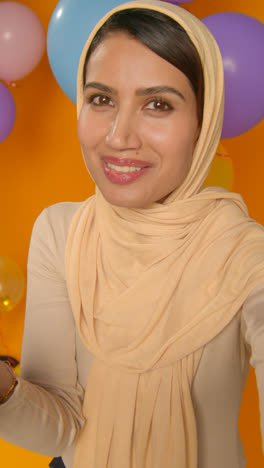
[47,0,123,103]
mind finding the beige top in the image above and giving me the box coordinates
[0,201,264,468]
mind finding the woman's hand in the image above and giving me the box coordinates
[0,360,17,404]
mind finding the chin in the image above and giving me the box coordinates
[100,190,152,209]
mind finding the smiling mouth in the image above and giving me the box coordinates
[103,160,150,184]
[103,156,151,169]
[106,162,142,173]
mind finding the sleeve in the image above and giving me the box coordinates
[241,283,264,454]
[0,204,85,457]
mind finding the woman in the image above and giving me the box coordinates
[0,1,264,467]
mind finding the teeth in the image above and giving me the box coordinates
[106,162,142,173]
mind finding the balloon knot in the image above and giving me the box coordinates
[4,81,17,88]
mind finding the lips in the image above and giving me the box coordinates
[103,156,151,168]
[103,158,150,185]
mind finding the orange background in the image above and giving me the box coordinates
[0,0,263,466]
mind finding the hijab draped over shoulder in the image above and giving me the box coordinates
[65,2,264,467]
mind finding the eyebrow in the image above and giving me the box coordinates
[136,85,185,101]
[84,82,117,95]
[84,82,185,101]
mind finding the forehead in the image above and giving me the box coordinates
[86,32,164,72]
[84,32,192,92]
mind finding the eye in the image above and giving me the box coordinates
[144,99,173,112]
[87,94,113,107]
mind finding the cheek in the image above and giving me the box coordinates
[77,108,108,148]
[145,115,198,157]
[77,109,90,147]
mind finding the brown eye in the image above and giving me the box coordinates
[89,94,113,106]
[145,99,172,111]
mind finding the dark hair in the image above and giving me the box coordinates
[83,8,204,127]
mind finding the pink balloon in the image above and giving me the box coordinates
[0,2,46,81]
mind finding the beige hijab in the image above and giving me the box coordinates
[65,2,264,467]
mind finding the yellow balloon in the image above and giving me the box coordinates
[0,257,25,313]
[204,143,234,191]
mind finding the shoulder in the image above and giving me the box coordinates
[28,198,94,277]
[32,198,94,241]
[34,201,84,233]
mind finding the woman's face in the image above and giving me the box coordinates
[78,32,200,208]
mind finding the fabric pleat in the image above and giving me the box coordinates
[65,2,264,467]
[72,353,202,468]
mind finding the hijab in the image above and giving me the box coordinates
[65,2,264,467]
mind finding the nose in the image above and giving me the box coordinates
[105,109,142,150]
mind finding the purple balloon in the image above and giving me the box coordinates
[0,82,16,143]
[202,13,264,139]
